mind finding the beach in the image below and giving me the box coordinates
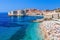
[39,20,60,40]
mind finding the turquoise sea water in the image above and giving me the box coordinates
[0,13,44,40]
[24,22,44,40]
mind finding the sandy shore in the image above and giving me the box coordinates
[39,20,60,40]
[39,22,50,40]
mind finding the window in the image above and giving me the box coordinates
[37,14,40,15]
[10,12,11,14]
[21,10,26,15]
[13,11,17,14]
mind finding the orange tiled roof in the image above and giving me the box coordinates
[26,9,42,14]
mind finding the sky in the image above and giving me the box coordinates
[0,0,60,12]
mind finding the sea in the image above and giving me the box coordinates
[0,12,44,40]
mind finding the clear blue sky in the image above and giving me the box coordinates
[0,0,60,12]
